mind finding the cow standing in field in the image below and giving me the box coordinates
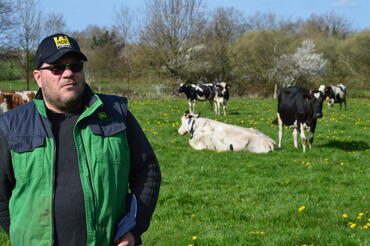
[277,86,325,152]
[213,82,230,116]
[178,111,275,153]
[319,84,347,110]
[177,83,215,113]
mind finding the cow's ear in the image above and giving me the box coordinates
[194,113,200,118]
[303,94,311,101]
[184,110,190,118]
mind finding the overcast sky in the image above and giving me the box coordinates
[39,0,369,32]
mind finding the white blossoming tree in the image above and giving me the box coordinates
[271,39,327,96]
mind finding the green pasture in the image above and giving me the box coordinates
[135,98,370,246]
[1,97,369,246]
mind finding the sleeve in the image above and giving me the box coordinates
[125,110,161,245]
[0,128,15,234]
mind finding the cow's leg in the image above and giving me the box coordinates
[308,131,314,149]
[191,100,196,113]
[300,123,307,152]
[292,128,298,149]
[215,101,220,115]
[222,101,227,116]
[277,113,284,149]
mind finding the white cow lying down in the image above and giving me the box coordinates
[178,111,275,153]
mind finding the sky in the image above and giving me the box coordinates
[39,0,369,32]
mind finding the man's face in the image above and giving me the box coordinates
[33,54,86,113]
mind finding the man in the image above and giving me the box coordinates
[0,33,161,246]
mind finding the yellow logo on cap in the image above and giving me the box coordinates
[53,36,72,49]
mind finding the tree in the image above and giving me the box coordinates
[0,0,15,52]
[14,0,42,89]
[336,30,370,88]
[298,12,353,39]
[271,40,327,88]
[77,26,124,82]
[231,30,296,96]
[140,0,205,82]
[43,12,68,36]
[200,6,245,82]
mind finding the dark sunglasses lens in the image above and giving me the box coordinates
[50,65,67,74]
[49,62,83,74]
[69,62,83,73]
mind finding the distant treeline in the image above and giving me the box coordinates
[0,0,369,95]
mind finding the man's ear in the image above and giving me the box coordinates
[33,70,42,88]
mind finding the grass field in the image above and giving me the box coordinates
[0,96,369,245]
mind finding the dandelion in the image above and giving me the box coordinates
[342,213,349,218]
[348,222,356,228]
[298,206,306,212]
[340,162,344,166]
[192,236,197,240]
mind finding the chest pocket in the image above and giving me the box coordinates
[87,121,128,166]
[9,135,45,183]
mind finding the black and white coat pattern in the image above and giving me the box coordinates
[319,84,347,109]
[178,83,216,113]
[213,82,230,116]
[277,86,325,152]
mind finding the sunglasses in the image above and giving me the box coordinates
[39,62,84,75]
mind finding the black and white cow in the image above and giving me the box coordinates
[277,86,325,152]
[178,111,275,153]
[320,84,347,110]
[213,82,230,115]
[177,83,215,113]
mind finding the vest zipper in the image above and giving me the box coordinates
[51,127,57,246]
[79,134,98,235]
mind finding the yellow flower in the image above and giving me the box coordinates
[192,236,197,240]
[340,162,344,166]
[342,213,349,218]
[349,223,356,228]
[298,206,306,212]
[358,212,364,217]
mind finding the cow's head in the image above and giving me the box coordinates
[177,83,187,93]
[309,90,325,119]
[215,82,229,96]
[178,110,200,135]
[324,86,335,99]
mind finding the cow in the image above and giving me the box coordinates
[0,92,28,114]
[277,86,325,152]
[178,111,275,153]
[321,84,347,110]
[213,82,230,116]
[177,83,215,113]
[15,90,36,103]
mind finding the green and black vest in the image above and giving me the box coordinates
[0,90,130,246]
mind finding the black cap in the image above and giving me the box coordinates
[35,33,87,69]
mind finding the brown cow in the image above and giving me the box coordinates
[0,92,27,113]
